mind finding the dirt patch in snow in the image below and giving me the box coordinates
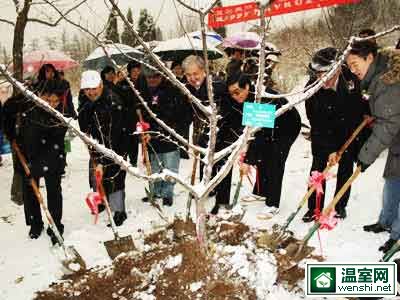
[34,218,258,300]
[34,217,319,300]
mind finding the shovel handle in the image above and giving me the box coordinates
[12,141,67,251]
[323,166,362,214]
[300,167,362,245]
[336,117,372,159]
[96,164,119,239]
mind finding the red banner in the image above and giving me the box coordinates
[208,0,360,28]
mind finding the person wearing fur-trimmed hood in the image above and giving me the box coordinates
[346,41,400,254]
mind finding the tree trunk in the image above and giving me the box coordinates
[12,1,31,82]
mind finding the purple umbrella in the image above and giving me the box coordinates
[222,32,261,49]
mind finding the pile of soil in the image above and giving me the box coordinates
[34,217,317,300]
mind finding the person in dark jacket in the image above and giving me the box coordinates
[229,73,301,217]
[182,55,230,213]
[117,61,148,167]
[3,80,67,243]
[346,41,400,253]
[302,47,370,222]
[58,70,77,119]
[35,64,76,119]
[140,66,192,206]
[78,70,131,226]
[225,48,245,78]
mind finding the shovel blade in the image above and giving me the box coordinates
[285,241,315,262]
[61,246,87,274]
[104,235,136,260]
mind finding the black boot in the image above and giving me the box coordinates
[29,224,43,239]
[210,204,220,215]
[363,223,390,233]
[162,197,173,207]
[335,207,347,219]
[113,211,127,226]
[378,238,397,253]
[302,210,315,223]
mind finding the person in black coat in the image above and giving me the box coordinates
[140,66,192,206]
[302,47,370,222]
[182,55,231,214]
[3,80,67,243]
[78,70,131,226]
[117,61,149,167]
[35,64,76,119]
[228,73,301,215]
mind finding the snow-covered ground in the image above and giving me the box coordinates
[0,129,394,300]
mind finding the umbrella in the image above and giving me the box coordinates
[22,50,78,74]
[83,43,143,70]
[187,31,223,46]
[222,32,261,50]
[153,37,224,62]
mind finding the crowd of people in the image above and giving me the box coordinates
[0,32,399,259]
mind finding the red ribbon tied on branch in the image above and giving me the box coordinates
[136,121,150,133]
[318,209,338,230]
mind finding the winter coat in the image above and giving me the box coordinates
[217,95,245,151]
[142,81,192,153]
[358,49,400,178]
[3,94,67,177]
[78,86,131,194]
[186,80,229,147]
[245,88,302,165]
[305,68,370,158]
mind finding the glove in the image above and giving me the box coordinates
[357,159,370,172]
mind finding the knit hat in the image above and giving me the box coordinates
[309,47,338,73]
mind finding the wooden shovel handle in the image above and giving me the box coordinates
[299,118,371,208]
[96,164,119,237]
[12,141,54,226]
[136,109,152,176]
[323,166,362,214]
[336,117,372,159]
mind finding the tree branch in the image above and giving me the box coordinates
[43,0,207,157]
[107,0,212,118]
[0,18,15,26]
[175,0,200,14]
[0,65,199,198]
[27,0,88,27]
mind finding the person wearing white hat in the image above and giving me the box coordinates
[78,70,133,226]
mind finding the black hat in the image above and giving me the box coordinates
[309,47,338,73]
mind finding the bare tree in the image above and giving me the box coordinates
[0,0,87,81]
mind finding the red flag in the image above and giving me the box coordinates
[208,0,360,28]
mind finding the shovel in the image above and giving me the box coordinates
[284,166,362,263]
[262,118,372,251]
[96,165,135,260]
[13,141,86,273]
